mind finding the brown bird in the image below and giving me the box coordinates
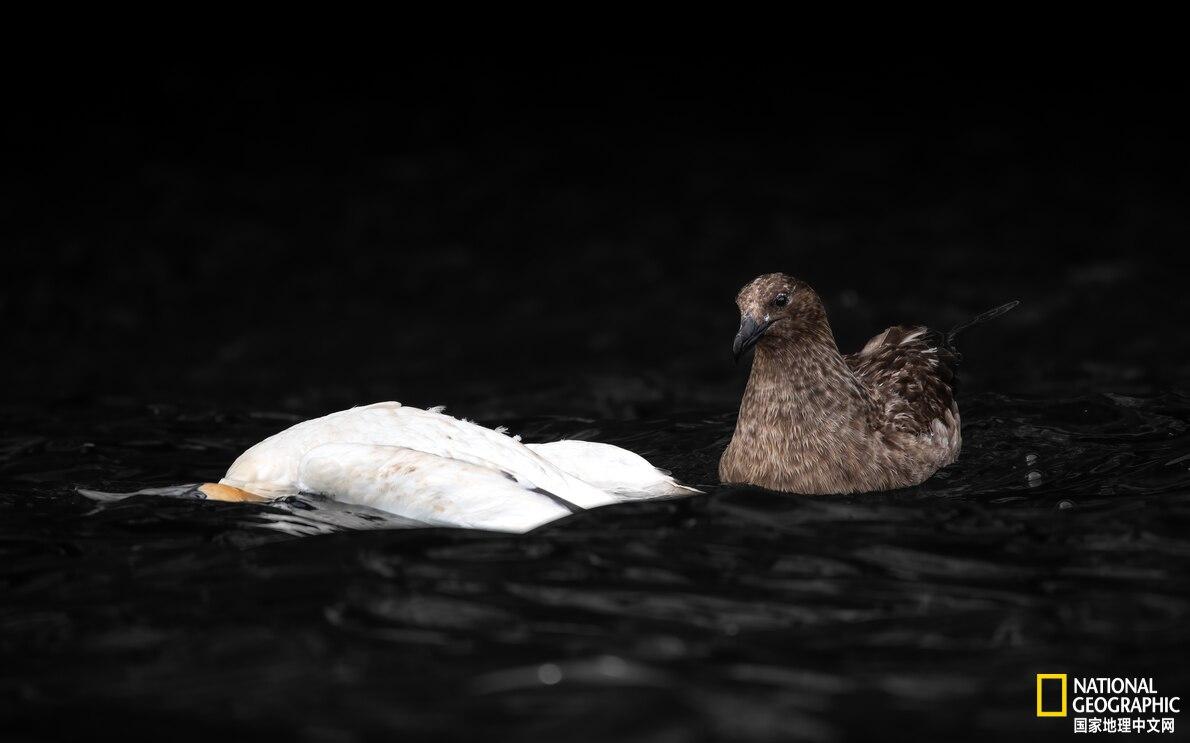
[719,273,1017,494]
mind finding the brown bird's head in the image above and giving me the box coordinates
[732,273,827,359]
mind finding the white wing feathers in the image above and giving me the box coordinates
[298,444,576,533]
[527,440,698,496]
[218,402,694,531]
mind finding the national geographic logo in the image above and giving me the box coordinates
[1036,674,1180,734]
[1037,674,1067,717]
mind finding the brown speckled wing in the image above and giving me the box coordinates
[845,325,960,434]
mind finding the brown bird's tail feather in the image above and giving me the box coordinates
[946,300,1019,346]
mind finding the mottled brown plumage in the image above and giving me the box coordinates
[719,273,1015,494]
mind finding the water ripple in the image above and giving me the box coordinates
[2,392,1189,740]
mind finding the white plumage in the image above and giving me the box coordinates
[217,402,696,532]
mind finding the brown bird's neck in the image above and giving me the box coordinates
[741,320,870,419]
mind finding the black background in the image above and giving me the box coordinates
[6,52,1187,417]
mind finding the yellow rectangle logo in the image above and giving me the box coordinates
[1036,673,1067,717]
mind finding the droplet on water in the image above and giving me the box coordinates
[537,663,563,685]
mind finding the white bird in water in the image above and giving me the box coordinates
[189,402,697,532]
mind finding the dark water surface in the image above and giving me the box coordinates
[3,392,1189,741]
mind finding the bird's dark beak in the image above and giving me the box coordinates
[733,313,774,361]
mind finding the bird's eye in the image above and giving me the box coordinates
[773,293,789,307]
